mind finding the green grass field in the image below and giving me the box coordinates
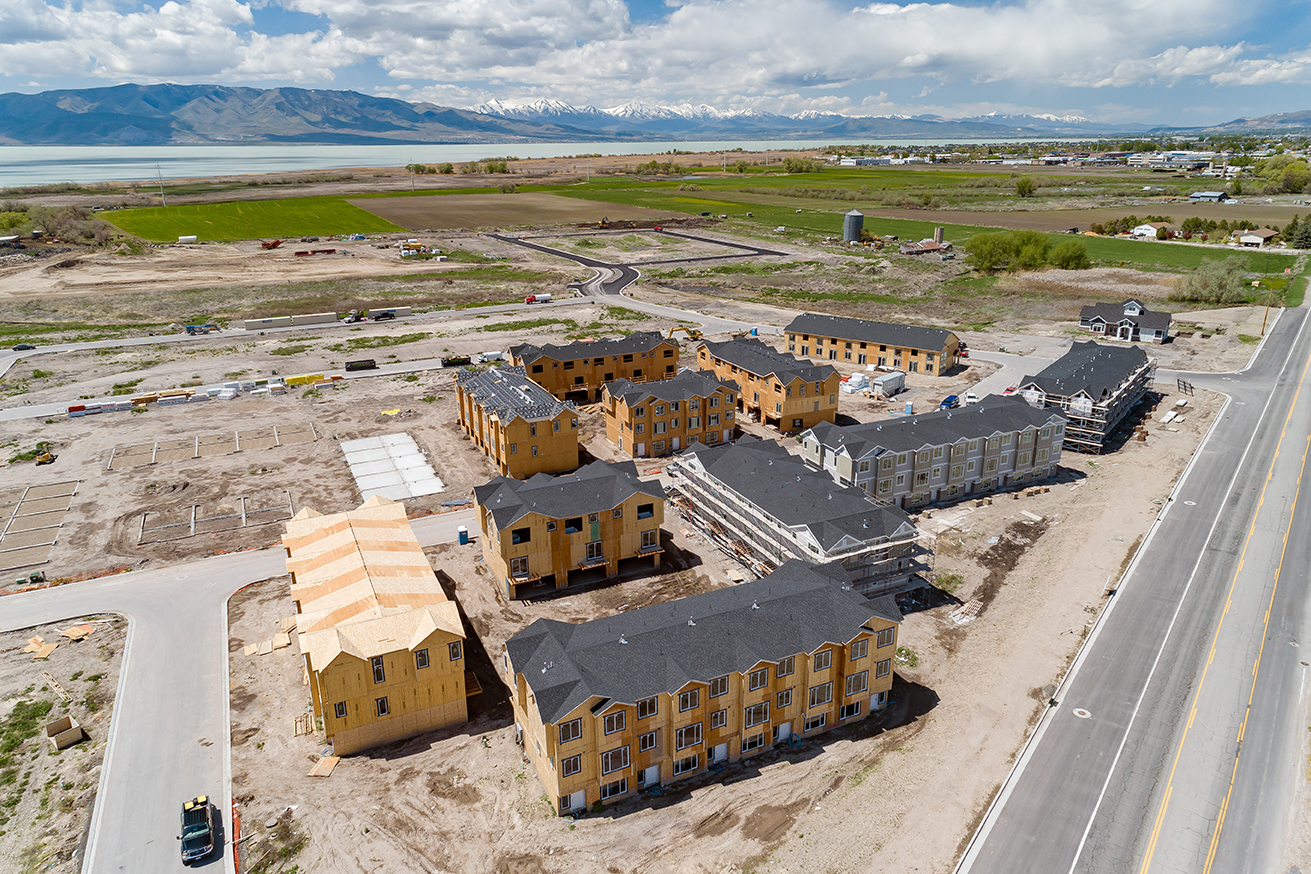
[104,196,404,242]
[544,181,1297,274]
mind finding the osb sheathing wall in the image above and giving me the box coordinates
[456,383,580,479]
[514,341,682,401]
[285,496,469,755]
[479,492,665,598]
[506,618,899,812]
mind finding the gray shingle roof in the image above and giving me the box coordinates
[455,366,572,423]
[509,331,669,366]
[696,338,837,383]
[803,394,1067,459]
[473,460,665,529]
[679,438,916,551]
[1079,300,1172,333]
[785,312,956,352]
[1019,340,1148,400]
[602,370,739,406]
[505,559,900,724]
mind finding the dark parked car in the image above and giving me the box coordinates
[13,343,36,351]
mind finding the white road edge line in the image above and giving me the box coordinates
[955,307,1308,874]
[221,588,235,867]
[80,611,134,874]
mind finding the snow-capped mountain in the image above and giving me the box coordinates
[460,98,1151,139]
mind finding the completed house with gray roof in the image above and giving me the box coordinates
[668,438,929,596]
[504,559,901,812]
[1079,299,1171,343]
[785,312,960,375]
[1016,340,1155,453]
[799,395,1068,508]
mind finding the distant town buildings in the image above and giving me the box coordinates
[785,312,960,375]
[503,559,901,813]
[693,338,840,434]
[455,366,580,479]
[1079,299,1172,344]
[509,332,680,402]
[601,370,740,457]
[473,461,666,600]
[286,497,470,756]
[799,395,1067,508]
[1015,341,1155,453]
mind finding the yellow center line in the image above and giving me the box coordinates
[1201,429,1311,874]
[1138,346,1311,874]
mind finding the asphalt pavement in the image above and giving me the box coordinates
[958,307,1311,874]
[0,508,476,874]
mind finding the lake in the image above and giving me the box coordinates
[0,137,1061,187]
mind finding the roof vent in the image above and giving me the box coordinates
[619,635,628,644]
[688,617,696,626]
[751,600,759,610]
[541,661,553,674]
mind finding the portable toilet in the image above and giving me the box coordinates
[457,526,469,545]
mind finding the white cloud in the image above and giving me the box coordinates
[0,0,1305,112]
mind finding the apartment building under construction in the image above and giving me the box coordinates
[285,496,472,755]
[668,438,929,598]
[1015,341,1155,453]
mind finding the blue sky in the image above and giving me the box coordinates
[1,0,1310,124]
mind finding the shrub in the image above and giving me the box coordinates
[964,230,1050,272]
[1050,240,1090,270]
[1169,256,1250,304]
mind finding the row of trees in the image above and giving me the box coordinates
[633,160,684,176]
[963,230,1090,272]
[405,162,454,175]
[1086,214,1173,236]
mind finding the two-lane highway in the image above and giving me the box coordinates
[959,307,1311,874]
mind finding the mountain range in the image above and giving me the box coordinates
[0,83,1306,146]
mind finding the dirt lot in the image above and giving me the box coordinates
[0,302,689,582]
[350,193,680,230]
[224,382,1218,874]
[0,616,126,874]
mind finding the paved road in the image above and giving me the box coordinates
[0,509,476,874]
[958,308,1311,874]
[489,229,785,334]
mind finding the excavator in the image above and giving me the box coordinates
[666,326,703,341]
[35,447,56,465]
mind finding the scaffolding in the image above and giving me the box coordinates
[670,468,931,597]
[1044,357,1156,453]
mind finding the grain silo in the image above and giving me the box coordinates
[842,209,864,242]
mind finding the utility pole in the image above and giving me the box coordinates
[409,161,415,191]
[155,164,167,208]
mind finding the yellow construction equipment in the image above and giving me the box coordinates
[667,326,703,341]
[34,448,56,465]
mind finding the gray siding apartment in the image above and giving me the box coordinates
[799,395,1068,508]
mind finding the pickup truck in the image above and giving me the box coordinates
[180,795,215,864]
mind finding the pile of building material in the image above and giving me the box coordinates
[339,433,444,501]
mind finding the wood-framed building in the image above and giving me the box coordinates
[784,312,960,375]
[602,370,740,458]
[800,395,1067,508]
[473,460,666,600]
[455,366,580,479]
[693,338,840,434]
[286,496,470,756]
[509,332,681,402]
[504,560,901,813]
[1016,340,1155,453]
